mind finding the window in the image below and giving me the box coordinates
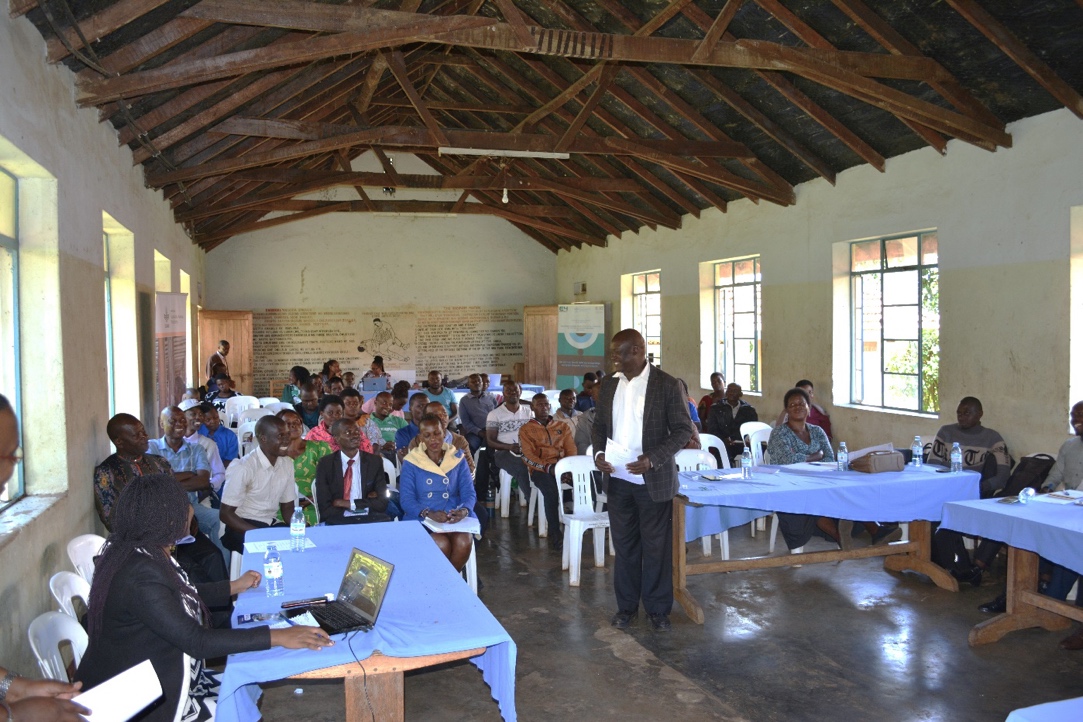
[713,256,761,392]
[103,233,115,417]
[631,271,661,366]
[850,232,939,413]
[0,169,22,507]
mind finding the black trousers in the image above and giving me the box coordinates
[221,517,285,555]
[527,469,562,541]
[175,531,231,628]
[607,477,673,616]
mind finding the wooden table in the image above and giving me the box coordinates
[940,497,1083,646]
[290,648,486,721]
[671,465,980,624]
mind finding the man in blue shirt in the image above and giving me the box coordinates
[422,370,458,419]
[199,403,238,466]
[148,405,227,563]
[575,373,597,412]
[458,374,495,454]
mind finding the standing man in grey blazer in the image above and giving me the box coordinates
[592,329,695,631]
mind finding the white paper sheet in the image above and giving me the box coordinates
[422,515,482,535]
[848,442,895,461]
[603,438,641,478]
[72,659,162,722]
[1031,489,1083,504]
[243,538,316,554]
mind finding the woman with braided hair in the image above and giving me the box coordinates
[75,473,333,722]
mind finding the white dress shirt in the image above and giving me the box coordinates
[611,367,649,484]
[221,447,297,524]
[340,450,363,503]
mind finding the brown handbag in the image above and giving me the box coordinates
[849,450,905,473]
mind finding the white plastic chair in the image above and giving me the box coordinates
[381,455,399,491]
[749,427,772,466]
[224,395,260,426]
[49,572,91,621]
[173,654,193,722]
[558,456,611,586]
[236,420,258,456]
[526,471,568,538]
[28,612,87,681]
[585,444,608,512]
[740,421,771,444]
[498,469,519,518]
[698,433,731,469]
[238,407,274,425]
[262,401,292,414]
[258,397,280,407]
[676,449,729,559]
[67,533,106,584]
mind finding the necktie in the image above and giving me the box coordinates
[343,458,355,500]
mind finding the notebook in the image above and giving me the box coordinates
[299,547,394,635]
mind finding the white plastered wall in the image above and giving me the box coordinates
[557,108,1083,459]
[0,11,204,670]
[205,151,557,310]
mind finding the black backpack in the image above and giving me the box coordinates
[998,454,1056,497]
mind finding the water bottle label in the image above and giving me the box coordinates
[265,561,282,577]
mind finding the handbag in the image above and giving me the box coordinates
[849,450,904,473]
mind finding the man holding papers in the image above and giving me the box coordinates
[592,329,695,632]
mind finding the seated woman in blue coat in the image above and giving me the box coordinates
[400,414,476,572]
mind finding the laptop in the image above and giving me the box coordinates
[297,548,394,634]
[361,377,386,392]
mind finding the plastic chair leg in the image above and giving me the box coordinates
[768,514,780,554]
[568,522,583,586]
[701,535,712,557]
[462,542,478,595]
[593,527,606,567]
[229,551,243,581]
[527,484,537,528]
[720,530,730,560]
[498,471,512,518]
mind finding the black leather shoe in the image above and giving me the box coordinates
[978,594,1006,613]
[610,611,637,629]
[648,614,672,631]
[952,565,983,587]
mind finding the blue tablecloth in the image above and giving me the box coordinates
[940,497,1083,577]
[679,464,979,542]
[1006,696,1083,721]
[219,524,517,722]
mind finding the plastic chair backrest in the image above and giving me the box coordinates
[698,433,729,468]
[382,455,399,491]
[67,534,106,584]
[544,389,563,405]
[262,402,292,414]
[49,571,90,620]
[749,427,772,465]
[236,421,258,456]
[224,396,260,425]
[309,476,321,524]
[740,421,771,443]
[554,456,599,516]
[239,407,274,425]
[173,654,193,722]
[675,449,718,472]
[28,612,87,681]
[258,397,280,406]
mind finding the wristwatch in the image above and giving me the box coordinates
[0,671,17,703]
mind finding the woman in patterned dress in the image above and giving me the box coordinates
[76,474,331,722]
[278,408,332,526]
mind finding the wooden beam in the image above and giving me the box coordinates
[556,64,619,151]
[638,0,698,36]
[9,0,39,18]
[384,50,449,145]
[371,148,401,185]
[371,97,534,114]
[46,0,173,63]
[691,0,743,63]
[77,17,212,77]
[943,0,1083,119]
[334,151,374,211]
[352,54,388,119]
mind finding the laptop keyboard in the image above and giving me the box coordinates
[312,602,367,631]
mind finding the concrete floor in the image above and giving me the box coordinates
[259,509,1083,721]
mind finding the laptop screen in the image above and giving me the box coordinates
[361,377,386,392]
[337,547,394,625]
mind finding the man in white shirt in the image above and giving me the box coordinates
[219,415,298,554]
[593,329,695,632]
[486,382,533,493]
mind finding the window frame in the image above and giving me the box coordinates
[849,231,939,414]
[0,167,23,510]
[630,270,662,366]
[712,255,762,393]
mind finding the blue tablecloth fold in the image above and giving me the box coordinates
[218,523,516,721]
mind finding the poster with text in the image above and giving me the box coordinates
[557,304,605,392]
[155,292,188,411]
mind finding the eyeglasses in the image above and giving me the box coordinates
[0,448,23,464]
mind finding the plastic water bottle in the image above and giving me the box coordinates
[911,436,923,467]
[950,442,963,473]
[741,446,753,479]
[263,544,284,597]
[1019,487,1035,505]
[290,507,306,552]
[837,442,849,472]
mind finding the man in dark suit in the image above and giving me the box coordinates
[314,419,391,525]
[592,329,695,631]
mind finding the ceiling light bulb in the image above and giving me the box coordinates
[502,188,509,203]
